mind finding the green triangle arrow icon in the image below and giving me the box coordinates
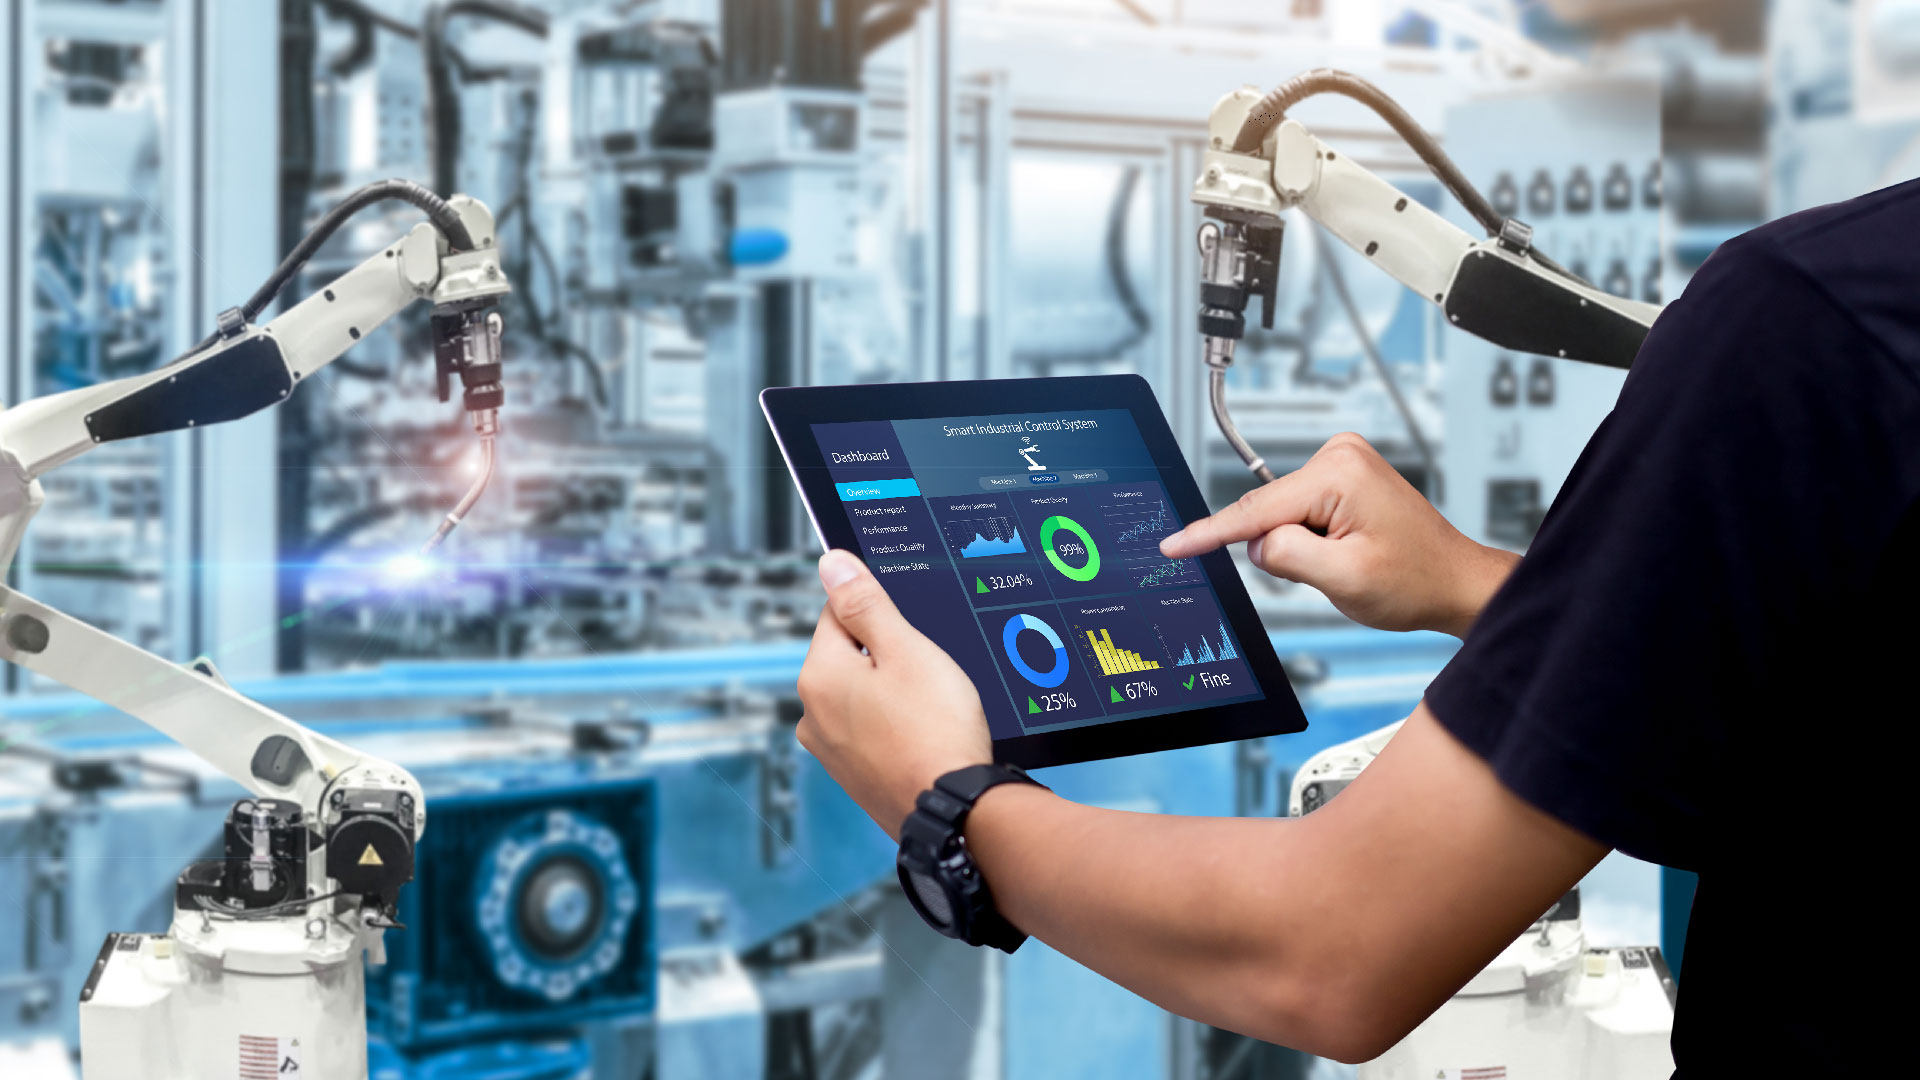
[1027,697,1041,715]
[976,577,989,594]
[1109,686,1124,704]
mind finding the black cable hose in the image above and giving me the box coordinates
[1233,69,1499,228]
[549,336,611,409]
[314,0,419,40]
[164,179,475,365]
[423,0,550,198]
[242,179,475,324]
[323,4,377,76]
[197,890,346,921]
[1233,69,1586,284]
[526,218,564,325]
[312,0,420,77]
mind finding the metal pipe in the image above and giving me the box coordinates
[420,433,495,553]
[1198,220,1276,485]
[1209,367,1275,484]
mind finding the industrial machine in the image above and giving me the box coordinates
[1292,724,1677,1079]
[1180,69,1680,1077]
[1437,82,1661,550]
[1185,69,1663,488]
[0,179,513,1079]
[6,1,1869,1077]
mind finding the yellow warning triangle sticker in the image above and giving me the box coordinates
[358,845,384,867]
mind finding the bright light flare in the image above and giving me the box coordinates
[384,553,433,581]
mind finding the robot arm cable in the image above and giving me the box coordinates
[166,179,475,364]
[1194,73,1661,484]
[1233,69,1586,284]
[1234,70,1496,223]
[240,178,474,324]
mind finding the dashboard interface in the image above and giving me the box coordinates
[811,409,1266,740]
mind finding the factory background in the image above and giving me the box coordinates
[0,0,1914,1077]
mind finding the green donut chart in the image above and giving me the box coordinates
[1039,515,1101,582]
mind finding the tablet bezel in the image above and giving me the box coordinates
[762,374,1309,770]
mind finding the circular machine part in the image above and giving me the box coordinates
[518,856,606,958]
[328,813,413,897]
[475,808,640,1003]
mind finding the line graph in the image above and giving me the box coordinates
[942,514,1027,559]
[1136,559,1198,588]
[1113,503,1172,543]
[1099,490,1201,588]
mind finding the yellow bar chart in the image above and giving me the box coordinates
[1085,628,1163,676]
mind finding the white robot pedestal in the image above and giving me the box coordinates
[79,908,384,1080]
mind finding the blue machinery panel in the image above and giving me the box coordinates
[373,777,658,1051]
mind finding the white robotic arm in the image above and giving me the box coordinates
[0,178,509,928]
[0,180,515,1080]
[1191,72,1662,480]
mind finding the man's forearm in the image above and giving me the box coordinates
[961,785,1348,1054]
[954,707,1604,1063]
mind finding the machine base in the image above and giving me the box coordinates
[78,929,370,1080]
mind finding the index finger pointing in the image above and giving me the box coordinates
[1161,470,1317,559]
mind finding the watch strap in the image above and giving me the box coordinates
[931,763,1046,819]
[899,764,1046,954]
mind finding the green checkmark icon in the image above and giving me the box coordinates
[1182,676,1195,690]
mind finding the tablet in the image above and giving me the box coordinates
[762,375,1308,769]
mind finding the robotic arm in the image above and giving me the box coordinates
[0,180,516,1078]
[0,180,506,930]
[1192,71,1662,481]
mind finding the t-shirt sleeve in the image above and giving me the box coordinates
[1423,233,1920,869]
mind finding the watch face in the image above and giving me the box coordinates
[903,865,956,930]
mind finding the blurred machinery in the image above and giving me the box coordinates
[1771,0,1920,218]
[1438,80,1660,551]
[0,629,1462,1080]
[1855,0,1920,122]
[2,0,1909,1077]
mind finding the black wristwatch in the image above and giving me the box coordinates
[896,764,1046,953]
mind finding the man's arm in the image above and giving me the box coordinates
[797,433,1558,1061]
[800,551,1604,1064]
[961,704,1603,1062]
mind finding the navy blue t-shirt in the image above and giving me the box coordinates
[1426,178,1920,1073]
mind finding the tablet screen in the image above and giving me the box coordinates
[810,408,1266,740]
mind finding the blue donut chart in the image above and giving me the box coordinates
[1002,613,1070,688]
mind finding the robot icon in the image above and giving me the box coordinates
[1018,437,1047,472]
